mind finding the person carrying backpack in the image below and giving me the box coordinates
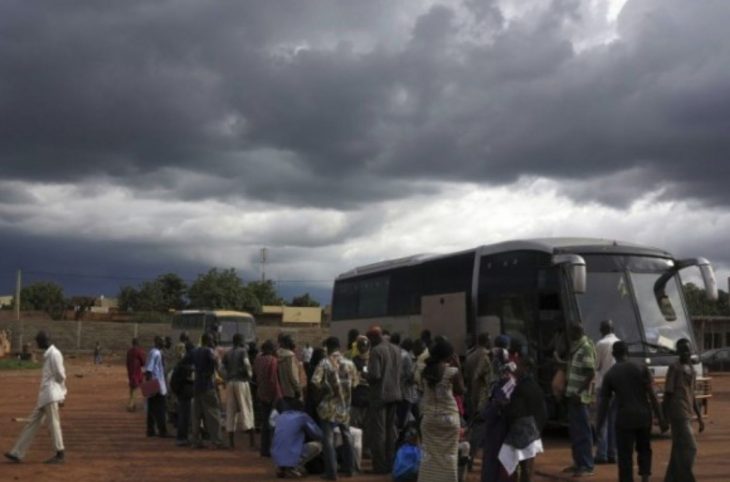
[171,342,195,446]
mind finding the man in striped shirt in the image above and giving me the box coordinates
[564,323,597,477]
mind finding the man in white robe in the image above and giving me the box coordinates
[5,331,67,464]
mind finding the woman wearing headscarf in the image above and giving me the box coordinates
[481,335,518,482]
[418,338,465,482]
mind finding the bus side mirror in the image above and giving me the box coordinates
[552,254,587,294]
[698,260,718,301]
[656,257,718,302]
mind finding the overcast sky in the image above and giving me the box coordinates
[1,0,729,303]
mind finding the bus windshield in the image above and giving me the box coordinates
[172,313,205,330]
[575,255,690,355]
[630,272,691,352]
[575,271,643,354]
[171,312,256,345]
[217,315,255,342]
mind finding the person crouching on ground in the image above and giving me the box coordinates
[5,331,67,464]
[271,398,324,478]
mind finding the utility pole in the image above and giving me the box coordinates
[15,269,22,350]
[260,248,267,283]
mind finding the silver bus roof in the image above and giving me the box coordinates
[335,237,673,281]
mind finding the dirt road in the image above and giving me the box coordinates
[1,361,729,481]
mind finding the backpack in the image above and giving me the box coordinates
[392,443,421,482]
[170,362,194,399]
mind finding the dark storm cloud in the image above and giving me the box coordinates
[1,0,729,208]
[0,229,213,296]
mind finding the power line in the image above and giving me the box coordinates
[17,269,334,285]
[23,270,167,282]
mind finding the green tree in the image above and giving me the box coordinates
[16,282,65,319]
[134,280,167,312]
[290,292,320,307]
[682,283,730,316]
[157,273,188,310]
[118,286,139,312]
[188,268,261,313]
[247,280,284,306]
[117,273,188,312]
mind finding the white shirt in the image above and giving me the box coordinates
[303,346,313,363]
[37,345,67,408]
[595,333,620,389]
[144,347,168,395]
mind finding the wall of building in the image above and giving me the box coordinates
[693,316,730,350]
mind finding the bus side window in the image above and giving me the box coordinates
[477,251,545,353]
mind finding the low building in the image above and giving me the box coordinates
[258,305,322,326]
[90,295,119,314]
[694,316,730,351]
[0,295,13,309]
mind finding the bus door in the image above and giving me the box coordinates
[421,292,467,354]
[477,252,542,353]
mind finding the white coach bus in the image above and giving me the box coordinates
[331,238,716,416]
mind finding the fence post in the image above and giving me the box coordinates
[77,321,82,350]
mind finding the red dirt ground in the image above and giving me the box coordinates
[2,360,730,481]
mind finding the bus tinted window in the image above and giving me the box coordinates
[172,313,205,330]
[332,279,359,320]
[359,276,389,318]
[420,253,474,297]
[389,267,420,316]
[332,275,390,320]
[478,251,551,350]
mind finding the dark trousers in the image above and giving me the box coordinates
[192,389,222,446]
[665,419,697,482]
[176,398,192,442]
[396,400,410,429]
[321,421,354,478]
[616,426,652,482]
[518,458,535,482]
[369,402,398,473]
[146,394,167,436]
[568,400,593,470]
[260,401,274,457]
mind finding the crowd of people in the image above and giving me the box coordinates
[1,319,704,482]
[119,322,708,482]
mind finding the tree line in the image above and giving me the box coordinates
[6,268,320,320]
[682,282,730,317]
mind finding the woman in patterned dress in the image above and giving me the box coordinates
[418,338,465,482]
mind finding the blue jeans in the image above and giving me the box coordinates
[596,388,617,460]
[568,400,594,470]
[321,421,353,478]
